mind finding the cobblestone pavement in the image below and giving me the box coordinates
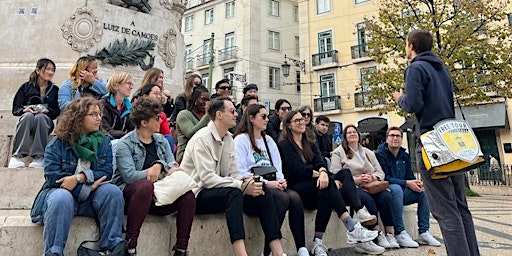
[325,194,512,256]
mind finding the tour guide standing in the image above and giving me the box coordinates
[392,29,479,256]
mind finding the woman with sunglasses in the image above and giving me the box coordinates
[233,104,308,256]
[278,111,382,256]
[31,97,125,256]
[331,124,398,250]
[175,85,210,163]
[171,74,202,123]
[9,58,60,168]
[59,56,107,110]
[266,99,292,142]
[113,97,195,256]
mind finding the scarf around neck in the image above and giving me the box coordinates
[70,130,105,162]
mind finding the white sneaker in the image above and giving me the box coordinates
[310,238,328,256]
[395,230,419,248]
[347,222,379,244]
[297,247,309,256]
[385,233,400,248]
[353,206,377,226]
[417,231,441,246]
[376,232,391,248]
[354,241,385,255]
[8,156,25,168]
[28,156,44,168]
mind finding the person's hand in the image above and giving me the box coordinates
[266,180,280,190]
[166,167,182,176]
[360,173,374,183]
[335,180,343,189]
[317,170,329,189]
[406,180,424,192]
[392,89,403,102]
[146,164,161,182]
[56,175,78,191]
[246,180,264,197]
[79,70,96,84]
[91,176,109,191]
[278,179,287,190]
[23,105,38,114]
[162,89,172,100]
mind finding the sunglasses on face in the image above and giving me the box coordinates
[224,108,236,114]
[219,86,231,90]
[259,114,268,120]
[301,112,311,118]
[280,106,292,111]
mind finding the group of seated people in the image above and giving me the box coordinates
[18,59,441,256]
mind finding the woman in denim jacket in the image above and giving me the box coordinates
[30,97,125,256]
[112,97,195,256]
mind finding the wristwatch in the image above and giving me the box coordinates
[76,173,83,183]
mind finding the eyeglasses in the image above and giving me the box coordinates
[124,81,134,87]
[86,112,102,119]
[291,118,305,124]
[219,86,231,90]
[301,112,311,118]
[223,108,236,114]
[259,114,268,120]
[387,134,402,138]
[280,106,292,111]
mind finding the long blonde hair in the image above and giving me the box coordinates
[69,56,98,90]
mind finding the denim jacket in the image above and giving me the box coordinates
[112,130,178,191]
[30,135,113,224]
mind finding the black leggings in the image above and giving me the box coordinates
[291,177,347,232]
[333,168,364,211]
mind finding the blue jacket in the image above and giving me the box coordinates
[58,78,107,110]
[375,143,416,189]
[398,51,455,136]
[30,135,113,224]
[112,130,178,191]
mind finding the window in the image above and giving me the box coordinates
[295,36,300,55]
[293,5,299,22]
[268,31,280,50]
[184,15,193,31]
[318,30,332,53]
[202,39,211,64]
[225,1,235,19]
[508,14,512,26]
[224,32,235,59]
[356,22,366,46]
[269,67,281,89]
[355,0,371,4]
[296,71,301,92]
[320,73,335,98]
[201,73,209,87]
[185,44,193,69]
[224,67,235,97]
[205,9,214,25]
[317,0,331,14]
[268,0,280,17]
[360,66,376,92]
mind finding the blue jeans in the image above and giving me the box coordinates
[43,184,124,256]
[388,184,430,234]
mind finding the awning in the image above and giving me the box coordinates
[357,118,388,134]
[399,118,416,131]
[455,102,506,129]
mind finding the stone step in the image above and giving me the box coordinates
[0,167,45,209]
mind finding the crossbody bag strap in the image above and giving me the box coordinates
[263,136,274,166]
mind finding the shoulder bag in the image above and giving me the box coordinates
[250,137,277,181]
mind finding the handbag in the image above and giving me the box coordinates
[250,137,277,181]
[359,180,389,194]
[420,119,484,179]
[153,170,198,206]
[78,240,128,256]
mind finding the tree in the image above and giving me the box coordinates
[363,0,512,114]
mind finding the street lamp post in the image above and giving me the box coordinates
[281,54,305,77]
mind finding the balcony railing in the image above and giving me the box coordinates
[313,95,341,112]
[196,54,211,67]
[185,57,193,69]
[218,46,238,62]
[312,50,338,66]
[354,91,385,108]
[351,43,368,59]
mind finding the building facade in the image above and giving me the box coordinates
[299,0,512,174]
[183,0,301,108]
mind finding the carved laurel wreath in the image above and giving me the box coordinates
[92,38,156,71]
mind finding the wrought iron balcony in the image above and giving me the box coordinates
[196,54,211,67]
[218,46,238,62]
[354,91,385,108]
[312,50,338,66]
[351,43,368,59]
[313,95,341,112]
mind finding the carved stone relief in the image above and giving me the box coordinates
[160,0,186,14]
[158,29,177,69]
[61,7,103,52]
[109,0,152,13]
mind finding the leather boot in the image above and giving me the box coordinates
[173,250,187,256]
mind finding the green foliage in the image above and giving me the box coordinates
[364,0,512,114]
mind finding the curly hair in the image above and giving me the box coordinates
[55,97,103,143]
[130,97,163,129]
[187,85,209,111]
[233,104,266,153]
